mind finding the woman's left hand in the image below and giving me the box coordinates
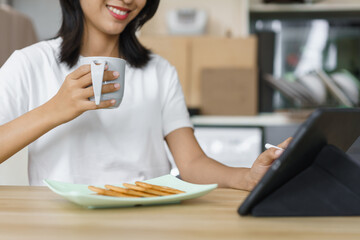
[244,137,293,191]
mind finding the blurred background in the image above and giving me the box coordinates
[1,0,360,184]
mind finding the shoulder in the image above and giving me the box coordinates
[0,38,63,87]
[16,38,62,65]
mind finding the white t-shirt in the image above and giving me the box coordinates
[0,38,192,186]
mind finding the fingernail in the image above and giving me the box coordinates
[110,100,116,104]
[275,149,284,156]
[113,71,119,77]
[114,83,120,89]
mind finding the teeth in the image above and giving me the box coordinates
[108,6,128,16]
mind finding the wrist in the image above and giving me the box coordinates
[228,167,254,191]
[38,100,66,128]
[243,169,257,191]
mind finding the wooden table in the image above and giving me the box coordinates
[1,186,360,240]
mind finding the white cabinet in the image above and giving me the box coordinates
[194,127,262,168]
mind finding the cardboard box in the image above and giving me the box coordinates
[191,37,257,108]
[201,68,258,115]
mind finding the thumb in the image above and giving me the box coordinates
[256,138,292,166]
[278,137,293,149]
[256,148,280,166]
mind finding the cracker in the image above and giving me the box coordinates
[88,186,137,198]
[123,183,172,196]
[135,181,185,194]
[105,184,157,197]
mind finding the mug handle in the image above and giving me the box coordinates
[90,60,106,105]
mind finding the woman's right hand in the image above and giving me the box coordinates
[45,64,120,125]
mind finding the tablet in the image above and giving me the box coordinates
[238,108,360,216]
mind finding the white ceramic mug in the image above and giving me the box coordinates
[80,56,126,109]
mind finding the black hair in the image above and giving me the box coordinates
[57,0,160,68]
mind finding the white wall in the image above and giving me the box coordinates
[141,0,249,37]
[12,0,62,40]
[0,148,29,185]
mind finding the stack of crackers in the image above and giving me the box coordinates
[88,181,185,198]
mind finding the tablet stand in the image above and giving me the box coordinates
[251,144,360,216]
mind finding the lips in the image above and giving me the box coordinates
[106,5,131,20]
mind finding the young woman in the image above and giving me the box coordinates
[0,0,291,189]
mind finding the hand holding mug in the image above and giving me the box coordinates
[80,57,126,108]
[46,64,121,125]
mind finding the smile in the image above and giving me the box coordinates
[106,5,131,20]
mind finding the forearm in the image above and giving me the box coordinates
[0,103,60,163]
[178,155,252,190]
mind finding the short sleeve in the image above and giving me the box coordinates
[0,50,30,125]
[161,65,193,137]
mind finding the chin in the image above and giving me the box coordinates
[104,25,127,36]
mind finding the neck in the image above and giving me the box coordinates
[80,23,121,58]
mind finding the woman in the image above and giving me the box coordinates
[0,0,291,189]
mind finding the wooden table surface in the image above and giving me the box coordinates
[1,186,360,240]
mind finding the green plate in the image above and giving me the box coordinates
[43,175,217,208]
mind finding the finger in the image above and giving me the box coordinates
[256,147,283,166]
[69,65,91,79]
[84,99,116,110]
[104,70,120,81]
[255,138,293,166]
[278,137,293,149]
[95,99,116,109]
[256,151,274,166]
[270,138,293,161]
[78,70,119,88]
[77,72,92,88]
[101,83,121,94]
[82,83,120,98]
